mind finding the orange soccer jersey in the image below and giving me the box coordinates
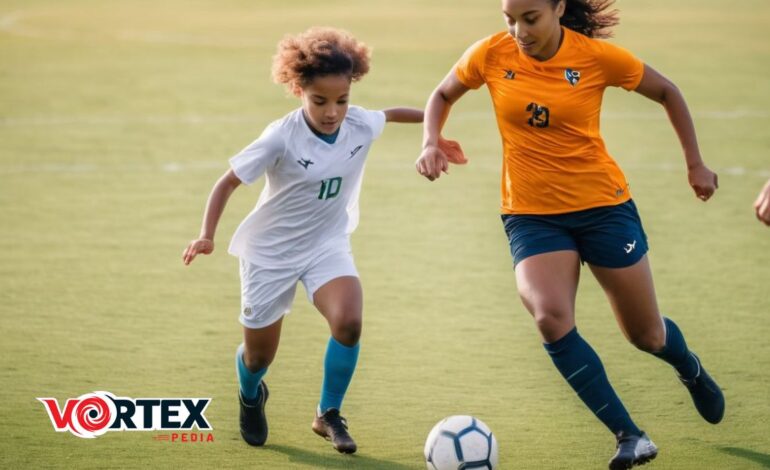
[455,27,645,214]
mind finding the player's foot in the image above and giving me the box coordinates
[312,408,357,454]
[608,431,658,470]
[239,381,269,446]
[678,353,725,424]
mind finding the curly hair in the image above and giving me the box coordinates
[554,0,620,38]
[271,27,371,96]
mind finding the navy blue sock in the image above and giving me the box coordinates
[544,328,641,436]
[651,317,699,380]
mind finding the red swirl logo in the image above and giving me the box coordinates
[71,393,115,437]
[38,391,117,438]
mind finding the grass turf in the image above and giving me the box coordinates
[1,0,769,468]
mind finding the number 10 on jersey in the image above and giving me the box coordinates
[318,177,343,200]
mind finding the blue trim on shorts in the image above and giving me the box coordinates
[501,200,649,268]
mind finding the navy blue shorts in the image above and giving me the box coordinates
[501,200,649,268]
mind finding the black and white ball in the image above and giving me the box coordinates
[424,415,498,470]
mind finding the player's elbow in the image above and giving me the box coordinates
[437,87,460,106]
[218,169,242,192]
[658,80,681,105]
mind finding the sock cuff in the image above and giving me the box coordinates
[662,316,676,340]
[653,317,682,358]
[543,327,579,354]
[328,336,360,352]
[236,343,267,377]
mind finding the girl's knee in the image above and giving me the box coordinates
[629,328,666,353]
[242,347,274,371]
[333,316,362,346]
[531,305,574,342]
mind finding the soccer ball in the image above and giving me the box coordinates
[424,415,498,470]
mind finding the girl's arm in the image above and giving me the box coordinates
[182,169,242,265]
[383,107,423,123]
[755,179,770,226]
[417,71,471,181]
[382,105,467,164]
[634,64,718,201]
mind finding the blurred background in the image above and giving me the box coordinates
[1,1,768,468]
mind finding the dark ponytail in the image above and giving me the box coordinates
[556,0,619,38]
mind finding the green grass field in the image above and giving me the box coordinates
[2,0,769,468]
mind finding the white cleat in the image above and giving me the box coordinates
[609,431,658,470]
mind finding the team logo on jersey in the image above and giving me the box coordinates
[297,158,314,169]
[503,69,516,80]
[564,68,581,87]
[347,145,364,160]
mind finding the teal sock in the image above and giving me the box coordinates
[652,317,700,380]
[236,343,267,402]
[319,337,360,413]
[544,328,641,436]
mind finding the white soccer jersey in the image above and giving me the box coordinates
[228,105,386,267]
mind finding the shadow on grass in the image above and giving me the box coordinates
[266,444,417,470]
[718,447,770,469]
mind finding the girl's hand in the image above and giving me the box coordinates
[754,180,770,226]
[416,144,449,181]
[183,238,214,265]
[438,136,467,165]
[688,163,718,201]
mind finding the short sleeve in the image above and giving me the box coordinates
[599,42,645,91]
[364,109,386,140]
[229,122,285,185]
[454,37,489,90]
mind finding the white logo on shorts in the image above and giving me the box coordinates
[624,240,637,254]
[243,306,252,315]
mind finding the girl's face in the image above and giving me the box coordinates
[299,74,351,135]
[502,0,565,61]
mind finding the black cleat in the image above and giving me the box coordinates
[312,408,357,454]
[679,353,725,424]
[239,381,269,446]
[609,431,658,470]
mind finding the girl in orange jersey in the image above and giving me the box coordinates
[416,1,723,468]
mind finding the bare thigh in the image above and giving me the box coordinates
[313,276,363,347]
[589,255,665,352]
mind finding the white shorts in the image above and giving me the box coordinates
[238,249,358,329]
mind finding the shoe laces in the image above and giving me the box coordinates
[322,409,349,435]
[615,430,641,447]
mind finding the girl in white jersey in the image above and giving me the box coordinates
[182,27,457,453]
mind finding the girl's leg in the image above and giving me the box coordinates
[311,275,362,453]
[239,319,283,401]
[589,255,724,424]
[237,319,283,447]
[516,250,642,437]
[236,256,298,446]
[313,275,362,412]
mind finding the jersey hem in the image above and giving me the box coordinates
[500,195,633,215]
